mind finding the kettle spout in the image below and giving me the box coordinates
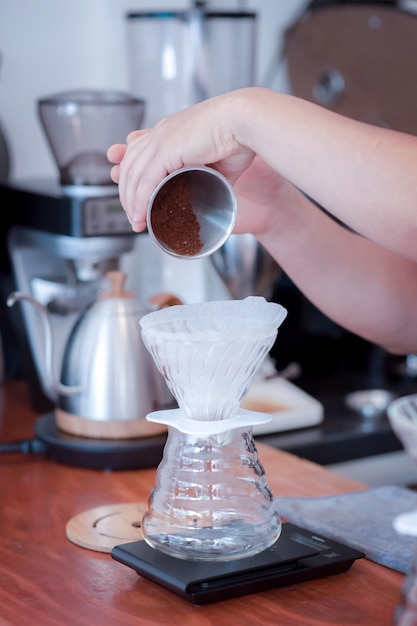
[6,291,83,397]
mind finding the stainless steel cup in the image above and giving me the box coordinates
[147,166,237,259]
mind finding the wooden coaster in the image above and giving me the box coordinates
[66,502,147,553]
[56,408,167,440]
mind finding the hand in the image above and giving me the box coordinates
[107,92,256,232]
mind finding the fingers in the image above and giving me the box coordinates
[118,137,169,231]
[110,164,120,184]
[107,143,126,164]
[127,129,149,142]
[107,134,152,231]
[107,128,150,164]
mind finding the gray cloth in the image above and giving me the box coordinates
[275,485,417,574]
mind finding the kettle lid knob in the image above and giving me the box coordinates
[100,271,136,300]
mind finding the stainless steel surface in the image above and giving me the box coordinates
[59,280,158,421]
[7,290,83,399]
[211,233,281,299]
[147,166,237,259]
[7,224,134,399]
[9,225,133,261]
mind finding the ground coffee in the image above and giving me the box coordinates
[150,174,203,256]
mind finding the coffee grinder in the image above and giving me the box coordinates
[1,90,170,469]
[5,89,144,401]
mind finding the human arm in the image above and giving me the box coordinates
[108,87,417,263]
[236,88,417,264]
[107,88,417,353]
[248,167,417,354]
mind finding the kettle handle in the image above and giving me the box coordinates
[6,292,83,397]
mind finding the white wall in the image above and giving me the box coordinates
[0,0,308,181]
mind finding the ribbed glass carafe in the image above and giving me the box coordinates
[142,422,281,561]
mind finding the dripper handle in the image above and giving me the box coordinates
[146,408,272,435]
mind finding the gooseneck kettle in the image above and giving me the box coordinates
[7,271,180,438]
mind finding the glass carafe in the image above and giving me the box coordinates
[139,297,287,561]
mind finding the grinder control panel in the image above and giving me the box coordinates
[83,196,132,236]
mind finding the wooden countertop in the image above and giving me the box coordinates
[0,381,404,625]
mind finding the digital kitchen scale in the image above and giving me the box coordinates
[111,523,364,605]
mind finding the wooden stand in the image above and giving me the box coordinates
[55,408,167,439]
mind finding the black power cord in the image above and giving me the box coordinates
[0,438,46,454]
